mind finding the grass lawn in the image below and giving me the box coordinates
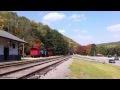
[69,57,120,79]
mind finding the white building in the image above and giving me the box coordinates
[0,30,26,61]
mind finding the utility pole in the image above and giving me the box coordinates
[22,37,24,57]
[94,50,95,57]
[8,21,9,32]
[8,13,10,32]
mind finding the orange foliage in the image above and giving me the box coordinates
[32,39,41,49]
[76,44,96,55]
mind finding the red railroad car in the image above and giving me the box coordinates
[48,49,54,56]
[30,48,41,57]
[30,48,55,57]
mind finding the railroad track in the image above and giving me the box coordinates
[0,56,63,68]
[0,56,71,79]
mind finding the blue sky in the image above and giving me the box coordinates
[15,11,120,45]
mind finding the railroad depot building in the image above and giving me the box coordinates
[0,30,26,61]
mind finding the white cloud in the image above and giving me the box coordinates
[70,14,81,19]
[74,35,92,40]
[58,29,66,34]
[42,13,86,25]
[70,34,94,45]
[69,14,86,22]
[113,35,120,38]
[78,35,92,40]
[107,24,120,32]
[42,12,66,24]
[72,29,88,34]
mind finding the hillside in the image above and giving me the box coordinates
[0,11,80,55]
[97,41,120,48]
[96,41,120,56]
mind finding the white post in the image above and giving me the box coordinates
[94,51,95,57]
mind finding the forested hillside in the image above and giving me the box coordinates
[0,11,80,55]
[97,41,120,48]
[96,41,120,56]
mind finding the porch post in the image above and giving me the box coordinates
[18,42,21,60]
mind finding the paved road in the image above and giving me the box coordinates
[75,55,120,66]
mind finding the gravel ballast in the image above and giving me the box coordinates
[40,58,73,79]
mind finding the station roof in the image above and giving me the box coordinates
[0,30,26,43]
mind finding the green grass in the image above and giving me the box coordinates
[69,57,120,79]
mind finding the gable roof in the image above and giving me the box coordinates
[0,30,26,43]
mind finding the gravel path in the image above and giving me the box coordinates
[39,58,73,79]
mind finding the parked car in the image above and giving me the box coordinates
[108,56,115,63]
[114,57,119,60]
[109,59,115,63]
